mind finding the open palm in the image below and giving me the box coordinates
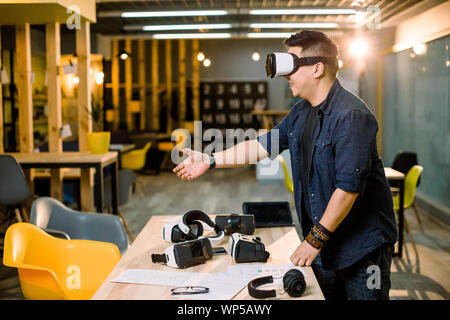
[173,148,210,181]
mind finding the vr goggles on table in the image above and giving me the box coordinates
[215,214,255,235]
[265,53,338,78]
[163,209,225,246]
[152,237,213,269]
[229,233,270,263]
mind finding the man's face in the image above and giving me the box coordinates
[285,46,315,98]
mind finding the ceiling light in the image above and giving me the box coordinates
[250,22,338,29]
[197,52,205,62]
[203,58,211,67]
[143,24,231,31]
[122,10,228,18]
[249,9,357,15]
[119,51,129,60]
[153,33,231,39]
[247,32,294,38]
[338,59,344,68]
[73,76,79,85]
[412,43,427,55]
[251,51,261,61]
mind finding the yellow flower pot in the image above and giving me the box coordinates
[87,132,110,154]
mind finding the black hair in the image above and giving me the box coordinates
[284,30,339,76]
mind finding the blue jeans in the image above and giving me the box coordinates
[311,243,394,300]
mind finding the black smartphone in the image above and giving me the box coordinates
[212,247,227,255]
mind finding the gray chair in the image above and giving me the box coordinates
[0,155,34,254]
[30,197,128,255]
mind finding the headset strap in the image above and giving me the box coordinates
[248,276,276,299]
[151,253,167,263]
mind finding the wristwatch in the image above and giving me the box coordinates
[208,154,216,170]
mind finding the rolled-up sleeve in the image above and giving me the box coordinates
[257,114,290,160]
[333,110,378,193]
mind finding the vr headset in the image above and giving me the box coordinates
[215,214,255,235]
[247,268,306,299]
[229,233,270,263]
[151,237,213,269]
[163,209,225,246]
[265,52,338,78]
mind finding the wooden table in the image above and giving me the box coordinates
[384,167,405,257]
[7,152,119,215]
[92,215,325,300]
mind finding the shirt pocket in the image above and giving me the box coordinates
[315,135,334,165]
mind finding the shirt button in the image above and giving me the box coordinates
[311,193,315,197]
[314,217,318,220]
[289,132,293,136]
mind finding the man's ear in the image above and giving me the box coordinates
[313,62,325,79]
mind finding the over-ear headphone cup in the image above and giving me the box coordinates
[283,269,306,297]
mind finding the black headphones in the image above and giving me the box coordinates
[247,269,306,299]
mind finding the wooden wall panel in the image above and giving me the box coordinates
[0,27,3,153]
[76,21,94,212]
[165,39,172,133]
[15,23,33,153]
[46,22,63,200]
[178,39,186,125]
[151,39,159,131]
[138,39,146,130]
[111,39,119,130]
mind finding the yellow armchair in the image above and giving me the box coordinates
[3,223,120,300]
[121,142,152,171]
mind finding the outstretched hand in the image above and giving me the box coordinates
[173,148,211,181]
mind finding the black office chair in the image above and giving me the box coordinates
[0,155,34,254]
[391,151,422,226]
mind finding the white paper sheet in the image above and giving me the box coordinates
[227,263,307,278]
[111,268,252,300]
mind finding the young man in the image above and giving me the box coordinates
[173,30,397,300]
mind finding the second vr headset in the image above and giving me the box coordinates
[265,52,338,78]
[163,209,225,246]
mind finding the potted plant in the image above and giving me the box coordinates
[86,102,110,154]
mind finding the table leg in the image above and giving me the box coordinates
[397,179,405,258]
[111,161,119,216]
[95,164,104,213]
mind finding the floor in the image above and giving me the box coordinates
[1,166,449,300]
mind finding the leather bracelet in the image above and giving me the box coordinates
[306,232,324,250]
[315,223,332,239]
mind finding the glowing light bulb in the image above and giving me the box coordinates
[350,40,368,58]
[413,43,426,55]
[251,51,261,61]
[197,52,205,61]
[203,58,211,67]
[73,76,79,84]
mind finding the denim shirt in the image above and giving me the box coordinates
[257,79,398,270]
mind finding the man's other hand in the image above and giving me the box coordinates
[290,240,321,267]
[173,148,210,181]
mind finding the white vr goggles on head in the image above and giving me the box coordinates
[162,209,225,246]
[265,52,338,78]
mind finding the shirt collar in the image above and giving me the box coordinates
[312,78,341,115]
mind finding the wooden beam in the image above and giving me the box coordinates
[165,39,172,133]
[111,39,119,130]
[76,21,94,212]
[151,39,159,131]
[178,39,186,125]
[46,22,63,200]
[0,26,3,153]
[125,39,132,130]
[15,23,33,153]
[192,39,200,122]
[138,39,146,131]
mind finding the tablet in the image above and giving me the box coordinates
[242,202,294,228]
